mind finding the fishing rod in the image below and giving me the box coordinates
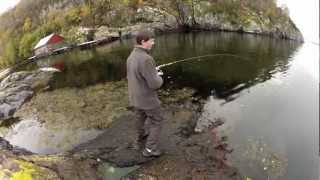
[156,53,251,69]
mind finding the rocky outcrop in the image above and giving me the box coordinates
[90,4,303,42]
[0,137,102,180]
[0,70,55,122]
[193,9,303,41]
[46,1,303,43]
[93,7,179,40]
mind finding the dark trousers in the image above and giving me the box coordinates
[134,107,163,150]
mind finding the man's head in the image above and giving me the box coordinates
[136,31,155,50]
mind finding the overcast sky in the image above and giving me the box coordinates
[277,0,319,43]
[0,0,319,43]
[0,0,20,14]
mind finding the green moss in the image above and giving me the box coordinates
[11,160,35,180]
[0,156,59,180]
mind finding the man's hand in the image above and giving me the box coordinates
[156,67,163,76]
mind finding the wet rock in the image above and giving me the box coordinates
[123,157,196,180]
[0,137,32,155]
[0,149,104,180]
[0,70,55,122]
[0,151,60,180]
[15,80,129,129]
[42,158,102,180]
[0,138,103,180]
[0,137,12,150]
[99,148,152,167]
[5,78,242,179]
[0,103,16,120]
[0,71,33,88]
[71,95,242,179]
[176,117,198,138]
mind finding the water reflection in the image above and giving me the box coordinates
[34,42,131,89]
[28,32,301,102]
[153,32,301,102]
[239,138,288,180]
[193,40,318,179]
[19,32,317,179]
[4,118,102,154]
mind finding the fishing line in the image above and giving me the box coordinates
[156,53,251,69]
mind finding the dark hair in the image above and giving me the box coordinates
[136,31,153,45]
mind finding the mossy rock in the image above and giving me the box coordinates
[0,151,60,180]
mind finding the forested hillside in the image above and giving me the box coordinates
[0,0,302,68]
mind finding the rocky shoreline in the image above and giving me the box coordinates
[0,1,307,178]
[0,70,55,121]
[0,101,240,180]
[0,68,243,179]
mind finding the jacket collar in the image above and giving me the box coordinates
[135,46,151,54]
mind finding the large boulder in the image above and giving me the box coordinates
[0,70,54,122]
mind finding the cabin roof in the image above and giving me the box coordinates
[34,33,63,50]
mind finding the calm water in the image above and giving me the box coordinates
[2,118,103,154]
[13,32,320,179]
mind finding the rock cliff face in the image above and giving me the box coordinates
[92,3,303,42]
[182,2,303,41]
[24,0,301,42]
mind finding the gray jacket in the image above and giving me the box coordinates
[126,47,163,110]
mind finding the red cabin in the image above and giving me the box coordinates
[34,33,66,56]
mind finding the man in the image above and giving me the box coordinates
[126,31,164,157]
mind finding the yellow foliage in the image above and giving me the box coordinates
[0,156,59,180]
[11,160,35,180]
[80,5,91,18]
[23,17,32,33]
